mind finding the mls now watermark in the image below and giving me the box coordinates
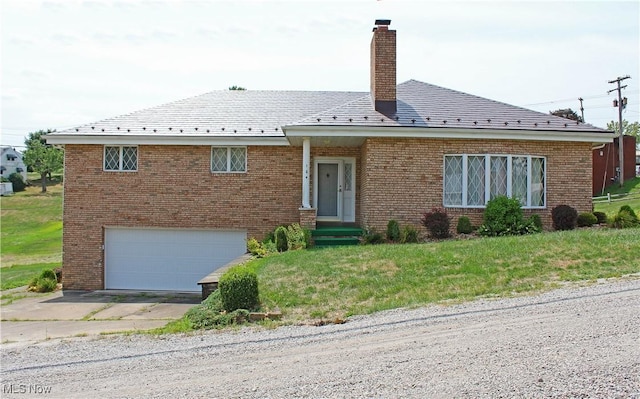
[2,384,52,394]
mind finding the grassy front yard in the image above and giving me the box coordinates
[248,228,640,323]
[594,177,640,216]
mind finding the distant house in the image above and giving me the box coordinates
[0,146,27,182]
[46,20,613,292]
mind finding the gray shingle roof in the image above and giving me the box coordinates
[293,80,606,132]
[51,79,608,138]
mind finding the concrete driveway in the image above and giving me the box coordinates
[0,289,199,344]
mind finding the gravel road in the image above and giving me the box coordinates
[2,278,639,398]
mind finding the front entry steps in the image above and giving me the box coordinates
[312,226,364,247]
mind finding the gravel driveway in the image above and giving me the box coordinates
[2,278,639,398]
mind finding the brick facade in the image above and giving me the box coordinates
[358,138,593,233]
[62,139,593,290]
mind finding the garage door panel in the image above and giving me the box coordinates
[105,228,247,292]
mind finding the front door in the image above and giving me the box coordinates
[314,158,355,222]
[317,162,340,219]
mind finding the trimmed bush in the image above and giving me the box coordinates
[274,226,288,252]
[218,266,260,312]
[577,212,598,227]
[286,223,307,250]
[400,224,419,243]
[593,211,608,224]
[421,208,451,239]
[247,237,268,258]
[386,220,401,242]
[8,173,26,192]
[552,205,578,231]
[528,214,543,231]
[456,216,473,234]
[619,205,638,220]
[362,229,385,245]
[478,196,528,236]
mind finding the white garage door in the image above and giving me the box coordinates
[105,228,247,292]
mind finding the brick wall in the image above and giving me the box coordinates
[360,138,593,233]
[62,144,303,290]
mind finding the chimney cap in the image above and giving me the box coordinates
[375,19,391,26]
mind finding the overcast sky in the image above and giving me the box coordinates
[1,0,638,149]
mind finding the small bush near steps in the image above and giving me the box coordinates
[386,220,401,242]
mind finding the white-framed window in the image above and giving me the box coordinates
[104,146,137,171]
[443,154,546,208]
[211,147,246,173]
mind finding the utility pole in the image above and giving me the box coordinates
[608,75,630,187]
[578,97,584,122]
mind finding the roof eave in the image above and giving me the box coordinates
[44,134,289,146]
[283,125,615,144]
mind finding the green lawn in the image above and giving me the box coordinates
[594,177,640,216]
[247,228,640,323]
[1,176,62,287]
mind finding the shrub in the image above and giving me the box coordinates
[456,216,473,234]
[362,229,385,245]
[8,173,26,192]
[29,269,58,293]
[185,290,250,329]
[619,205,638,220]
[478,196,527,236]
[247,238,268,258]
[400,224,419,243]
[274,226,288,252]
[552,205,578,231]
[386,220,401,242]
[286,223,307,250]
[528,214,543,231]
[218,266,259,312]
[421,208,451,239]
[577,212,598,228]
[593,211,608,224]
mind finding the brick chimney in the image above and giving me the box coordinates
[370,19,396,115]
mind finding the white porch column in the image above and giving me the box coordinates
[302,137,311,208]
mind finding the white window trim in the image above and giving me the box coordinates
[443,154,546,209]
[210,146,247,173]
[103,145,138,172]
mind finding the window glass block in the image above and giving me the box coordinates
[531,157,545,206]
[122,147,137,171]
[512,156,528,205]
[490,156,507,199]
[104,147,120,170]
[467,156,485,206]
[211,148,227,171]
[444,156,463,206]
[229,148,246,172]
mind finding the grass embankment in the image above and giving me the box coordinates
[247,228,640,323]
[0,177,63,290]
[594,177,640,216]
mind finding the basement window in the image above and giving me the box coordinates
[211,147,246,173]
[104,146,138,172]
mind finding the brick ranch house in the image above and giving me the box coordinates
[47,20,613,292]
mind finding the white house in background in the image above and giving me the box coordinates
[0,146,28,182]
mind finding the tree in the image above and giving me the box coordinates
[22,129,63,193]
[228,85,246,91]
[606,120,640,149]
[550,108,583,123]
